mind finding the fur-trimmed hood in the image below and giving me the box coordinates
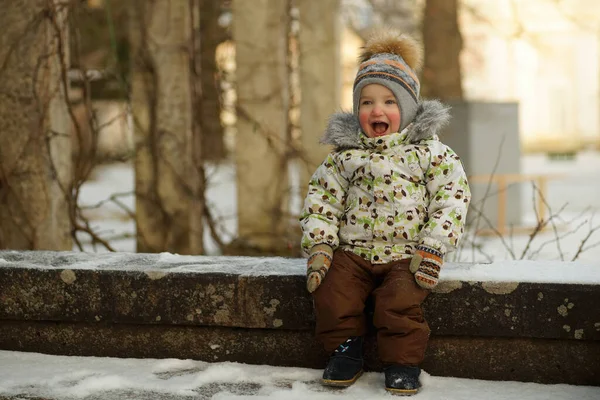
[321,100,451,150]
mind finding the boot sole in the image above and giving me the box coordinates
[385,387,419,396]
[321,369,363,387]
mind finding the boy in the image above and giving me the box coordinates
[299,29,471,395]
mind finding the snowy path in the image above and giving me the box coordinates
[0,351,598,400]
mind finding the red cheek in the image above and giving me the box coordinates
[358,112,370,133]
[389,112,401,132]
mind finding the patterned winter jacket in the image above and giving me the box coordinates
[299,100,471,264]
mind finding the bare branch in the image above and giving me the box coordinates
[572,212,600,261]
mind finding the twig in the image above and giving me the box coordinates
[457,234,494,263]
[579,240,600,254]
[572,212,600,261]
[468,203,517,259]
[532,181,565,260]
[204,201,225,250]
[528,218,587,260]
[74,221,117,252]
[80,191,134,210]
[518,202,567,260]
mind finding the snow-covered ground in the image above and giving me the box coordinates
[1,351,598,400]
[76,162,238,254]
[76,151,600,262]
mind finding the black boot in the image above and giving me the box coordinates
[321,336,364,387]
[384,364,421,396]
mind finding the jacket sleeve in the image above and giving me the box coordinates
[419,142,471,256]
[299,152,349,256]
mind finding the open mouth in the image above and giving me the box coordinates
[370,122,389,136]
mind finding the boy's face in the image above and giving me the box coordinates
[358,84,401,138]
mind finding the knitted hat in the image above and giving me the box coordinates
[353,29,423,132]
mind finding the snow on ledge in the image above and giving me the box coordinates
[0,250,599,285]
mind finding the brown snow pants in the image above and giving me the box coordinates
[312,249,431,366]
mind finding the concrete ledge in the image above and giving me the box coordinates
[1,250,599,385]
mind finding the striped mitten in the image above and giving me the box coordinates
[409,244,443,289]
[306,244,333,293]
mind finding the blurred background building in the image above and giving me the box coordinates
[460,0,600,152]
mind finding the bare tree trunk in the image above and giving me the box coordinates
[199,0,227,161]
[130,0,203,254]
[421,0,464,100]
[297,0,341,197]
[232,0,290,254]
[0,0,72,250]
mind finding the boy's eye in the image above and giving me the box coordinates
[361,100,372,105]
[385,99,396,105]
